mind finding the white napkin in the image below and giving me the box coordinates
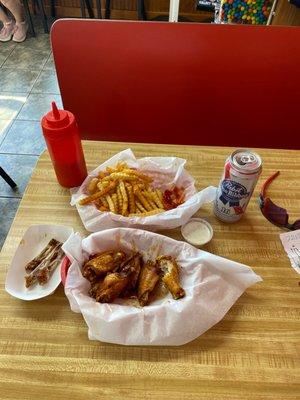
[63,228,262,346]
[70,148,216,231]
[280,229,300,274]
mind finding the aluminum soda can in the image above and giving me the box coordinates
[214,149,262,222]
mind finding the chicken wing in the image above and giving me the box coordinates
[95,272,130,303]
[89,280,103,299]
[84,250,126,276]
[156,256,185,300]
[137,260,160,306]
[120,252,142,291]
[82,263,98,284]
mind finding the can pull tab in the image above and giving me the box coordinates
[241,154,256,165]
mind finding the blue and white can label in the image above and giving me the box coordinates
[214,150,262,222]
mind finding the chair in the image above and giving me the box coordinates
[0,167,17,189]
[22,1,34,36]
[22,0,50,35]
[23,0,95,37]
[79,0,95,18]
[104,0,146,20]
[51,20,300,149]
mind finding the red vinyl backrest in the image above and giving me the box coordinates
[51,20,300,149]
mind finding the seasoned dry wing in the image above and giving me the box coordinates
[89,280,103,298]
[84,250,126,276]
[128,253,142,289]
[82,248,186,306]
[82,263,98,283]
[95,272,131,303]
[138,260,160,306]
[120,252,142,292]
[25,239,61,272]
[156,256,185,300]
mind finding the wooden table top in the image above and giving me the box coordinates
[0,141,299,400]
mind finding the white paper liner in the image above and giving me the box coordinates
[63,228,262,346]
[70,149,217,231]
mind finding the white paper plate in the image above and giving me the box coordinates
[5,225,73,301]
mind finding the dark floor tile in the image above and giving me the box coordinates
[31,69,60,94]
[0,68,40,93]
[21,32,51,52]
[17,93,62,121]
[0,53,8,68]
[0,153,38,197]
[0,40,17,49]
[0,45,15,67]
[0,92,28,120]
[0,120,45,155]
[0,40,16,52]
[3,46,50,70]
[0,120,13,146]
[0,197,20,250]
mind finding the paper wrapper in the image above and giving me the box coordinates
[70,149,217,231]
[63,228,262,346]
[280,229,300,274]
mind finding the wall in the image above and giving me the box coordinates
[271,0,300,25]
[44,0,214,22]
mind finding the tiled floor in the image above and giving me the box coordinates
[0,19,61,250]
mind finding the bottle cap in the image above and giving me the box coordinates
[44,102,70,129]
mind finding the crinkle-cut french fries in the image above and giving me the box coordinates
[106,194,115,213]
[133,185,152,211]
[116,186,123,212]
[129,208,165,217]
[135,201,147,213]
[119,181,128,216]
[87,177,99,194]
[153,190,164,209]
[79,162,185,216]
[103,172,140,182]
[100,196,109,208]
[125,183,136,214]
[111,193,118,214]
[143,191,158,209]
[79,181,116,205]
[121,169,152,183]
[97,180,109,192]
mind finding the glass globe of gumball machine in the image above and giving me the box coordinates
[219,0,273,24]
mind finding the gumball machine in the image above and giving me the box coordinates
[219,0,273,24]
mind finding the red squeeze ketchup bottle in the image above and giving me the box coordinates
[41,102,87,188]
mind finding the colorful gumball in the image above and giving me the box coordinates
[220,0,273,24]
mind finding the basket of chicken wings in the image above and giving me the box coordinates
[62,228,261,346]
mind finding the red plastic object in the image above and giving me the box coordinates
[41,101,88,188]
[61,256,71,286]
[51,20,300,150]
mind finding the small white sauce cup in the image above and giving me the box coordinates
[181,218,213,247]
